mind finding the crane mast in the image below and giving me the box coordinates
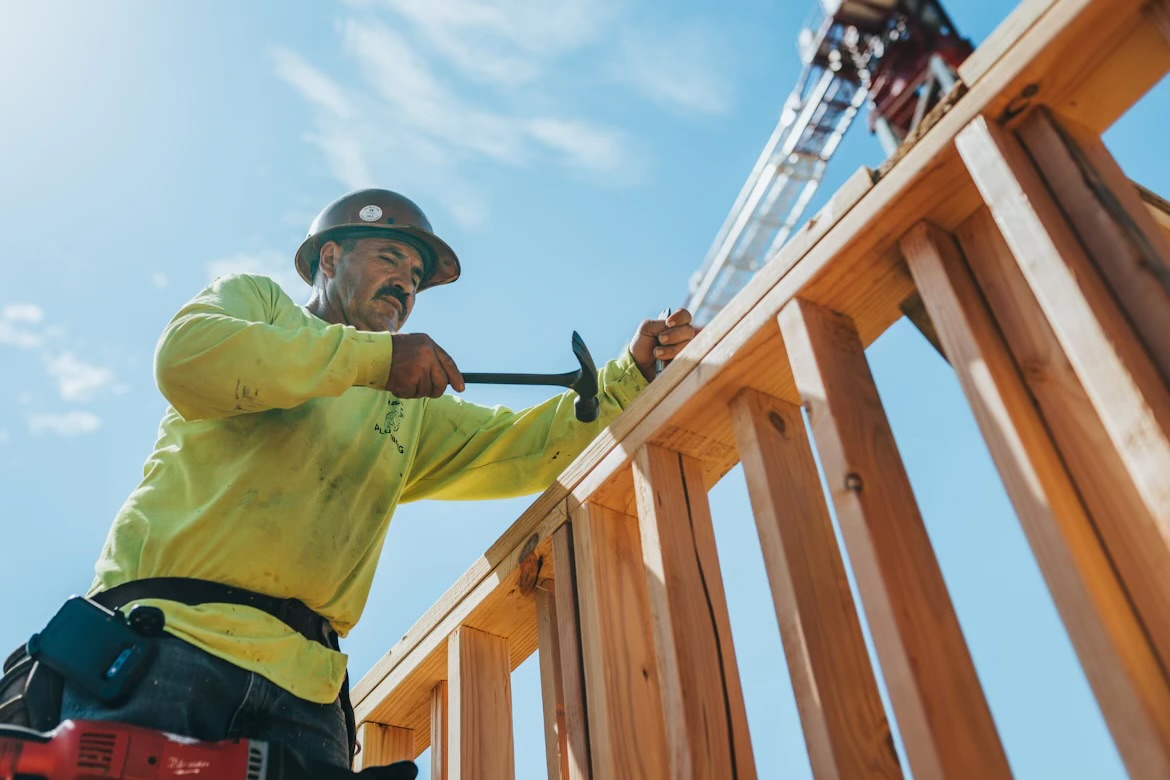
[685,0,972,326]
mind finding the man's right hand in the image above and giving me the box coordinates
[387,334,465,398]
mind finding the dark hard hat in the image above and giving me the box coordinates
[294,189,461,291]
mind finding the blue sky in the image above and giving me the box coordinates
[2,1,1167,777]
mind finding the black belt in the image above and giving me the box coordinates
[92,577,338,650]
[90,577,357,760]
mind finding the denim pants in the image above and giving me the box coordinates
[60,635,350,768]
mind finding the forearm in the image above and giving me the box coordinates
[403,349,648,501]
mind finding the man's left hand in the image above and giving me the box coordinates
[629,309,697,382]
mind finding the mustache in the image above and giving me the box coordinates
[375,287,409,309]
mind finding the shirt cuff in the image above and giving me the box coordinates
[349,330,396,389]
[607,348,650,405]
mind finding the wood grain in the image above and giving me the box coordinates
[958,115,1170,634]
[904,220,1170,776]
[355,722,415,770]
[570,501,669,780]
[729,388,902,780]
[431,682,448,780]
[448,627,514,780]
[552,525,591,780]
[632,444,757,780]
[536,584,568,780]
[958,205,1170,681]
[779,298,1010,780]
[1018,108,1170,383]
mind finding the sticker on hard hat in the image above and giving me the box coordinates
[359,205,383,222]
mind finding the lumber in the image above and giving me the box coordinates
[430,682,448,780]
[1153,0,1170,45]
[957,206,1170,680]
[631,444,757,780]
[353,502,567,742]
[1137,181,1170,244]
[570,501,669,780]
[956,115,1170,595]
[903,221,1170,776]
[536,584,569,780]
[353,0,1170,752]
[1018,108,1170,383]
[448,626,514,780]
[551,525,591,780]
[355,723,415,770]
[958,0,1055,86]
[779,298,1010,780]
[728,388,902,780]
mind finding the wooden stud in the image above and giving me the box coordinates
[631,444,757,780]
[728,387,903,780]
[431,681,448,780]
[570,500,669,780]
[1153,0,1170,46]
[448,626,514,780]
[552,525,591,780]
[1136,181,1170,244]
[904,221,1170,776]
[957,206,1170,679]
[778,298,1011,780]
[536,582,569,780]
[355,722,415,769]
[956,116,1170,563]
[1017,107,1170,383]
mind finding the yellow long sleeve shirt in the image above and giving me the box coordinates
[90,273,648,703]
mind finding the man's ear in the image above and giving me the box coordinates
[318,241,344,282]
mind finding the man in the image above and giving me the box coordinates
[57,189,696,768]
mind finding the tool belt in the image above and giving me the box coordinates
[0,578,357,758]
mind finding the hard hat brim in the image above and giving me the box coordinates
[294,224,460,292]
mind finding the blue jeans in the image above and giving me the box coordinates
[60,635,350,768]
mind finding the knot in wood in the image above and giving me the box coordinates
[844,472,863,493]
[518,533,543,595]
[768,410,787,435]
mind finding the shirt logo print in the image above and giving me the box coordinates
[374,399,406,453]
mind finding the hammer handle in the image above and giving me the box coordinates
[462,372,578,389]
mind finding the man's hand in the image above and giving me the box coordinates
[387,333,465,398]
[629,309,697,382]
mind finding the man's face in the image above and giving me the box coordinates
[321,236,426,333]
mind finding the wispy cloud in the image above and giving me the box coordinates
[366,0,615,88]
[271,0,734,226]
[27,411,102,436]
[153,272,169,289]
[0,303,46,348]
[4,303,130,404]
[609,26,736,115]
[0,430,9,445]
[207,250,307,298]
[45,351,125,402]
[271,48,354,119]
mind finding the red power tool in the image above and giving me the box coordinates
[0,720,416,780]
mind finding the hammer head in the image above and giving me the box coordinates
[570,331,600,423]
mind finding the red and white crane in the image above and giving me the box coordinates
[685,0,973,325]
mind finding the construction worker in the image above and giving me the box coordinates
[54,189,697,768]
